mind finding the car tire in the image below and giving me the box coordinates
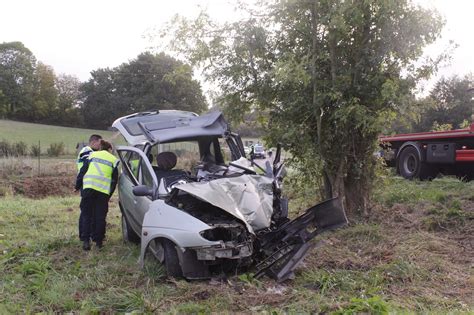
[121,214,140,244]
[162,239,183,278]
[398,146,436,180]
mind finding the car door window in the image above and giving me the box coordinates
[140,158,155,188]
[129,152,141,180]
[117,150,140,185]
[116,146,158,192]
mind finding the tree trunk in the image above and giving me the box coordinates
[343,176,370,217]
[310,1,333,199]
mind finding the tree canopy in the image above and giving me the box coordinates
[161,0,445,214]
[0,42,207,130]
[0,41,83,126]
[0,41,37,118]
[80,52,207,129]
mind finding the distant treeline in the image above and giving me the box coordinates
[387,74,473,134]
[1,41,472,134]
[0,41,207,130]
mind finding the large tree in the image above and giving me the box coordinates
[0,41,37,118]
[31,62,58,122]
[385,74,473,134]
[80,52,207,129]
[416,74,473,131]
[161,0,444,215]
[55,73,83,126]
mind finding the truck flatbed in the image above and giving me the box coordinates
[380,124,474,180]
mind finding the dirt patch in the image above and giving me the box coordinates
[10,174,76,198]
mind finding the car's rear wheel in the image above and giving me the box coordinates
[121,214,140,244]
[161,239,183,278]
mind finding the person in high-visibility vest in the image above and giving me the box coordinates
[75,134,102,244]
[75,140,119,250]
[76,134,102,173]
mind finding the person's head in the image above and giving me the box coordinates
[89,134,102,150]
[99,139,113,153]
[156,152,177,170]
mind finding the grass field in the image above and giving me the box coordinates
[0,119,266,157]
[0,172,472,313]
[0,120,121,155]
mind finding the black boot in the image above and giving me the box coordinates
[95,241,103,249]
[82,240,91,251]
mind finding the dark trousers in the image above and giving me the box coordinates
[78,188,95,240]
[79,189,109,242]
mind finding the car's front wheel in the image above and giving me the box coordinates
[162,239,183,278]
[121,214,140,244]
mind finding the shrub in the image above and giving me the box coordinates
[30,144,41,157]
[0,139,12,157]
[47,142,65,157]
[0,139,28,157]
[13,141,28,156]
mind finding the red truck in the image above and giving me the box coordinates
[379,123,474,181]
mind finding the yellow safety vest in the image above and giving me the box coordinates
[76,146,93,173]
[130,158,139,177]
[83,150,119,195]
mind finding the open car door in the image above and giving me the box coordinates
[116,146,159,231]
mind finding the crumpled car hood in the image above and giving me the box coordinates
[176,175,274,234]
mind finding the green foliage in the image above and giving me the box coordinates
[334,296,389,315]
[459,119,470,129]
[0,41,37,119]
[390,74,474,133]
[161,0,444,214]
[30,143,41,157]
[32,62,58,122]
[13,141,28,156]
[0,42,85,127]
[80,52,207,129]
[1,41,205,129]
[431,121,453,131]
[17,258,51,293]
[238,272,262,288]
[46,142,65,157]
[0,139,29,157]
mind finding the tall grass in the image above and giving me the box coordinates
[0,157,75,177]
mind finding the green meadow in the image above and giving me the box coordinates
[0,120,122,154]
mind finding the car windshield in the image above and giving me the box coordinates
[254,146,264,153]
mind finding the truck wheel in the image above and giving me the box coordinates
[162,239,183,278]
[398,146,436,180]
[121,214,140,244]
[456,169,473,182]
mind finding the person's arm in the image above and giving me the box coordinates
[75,159,90,191]
[109,166,119,198]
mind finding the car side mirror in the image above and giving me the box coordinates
[132,185,153,197]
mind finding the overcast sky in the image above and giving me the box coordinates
[1,0,472,92]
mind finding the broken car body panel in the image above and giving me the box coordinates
[176,174,274,233]
[114,110,347,281]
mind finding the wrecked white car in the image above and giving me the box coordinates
[112,110,347,282]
